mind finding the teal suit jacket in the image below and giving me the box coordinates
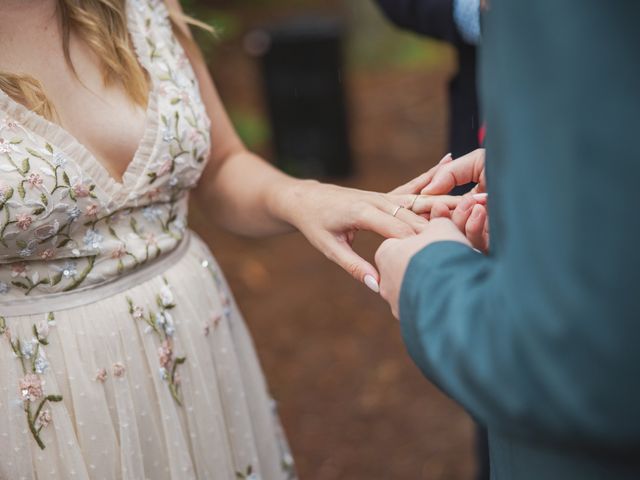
[399,1,640,478]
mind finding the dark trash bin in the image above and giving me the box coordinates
[246,16,353,179]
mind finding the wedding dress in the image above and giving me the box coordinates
[0,1,295,478]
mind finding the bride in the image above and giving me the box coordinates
[0,1,460,478]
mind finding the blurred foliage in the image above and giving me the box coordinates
[345,0,450,71]
[229,110,271,149]
[176,0,450,148]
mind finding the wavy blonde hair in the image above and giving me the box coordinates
[0,0,210,120]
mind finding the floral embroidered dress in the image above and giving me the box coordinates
[0,1,295,479]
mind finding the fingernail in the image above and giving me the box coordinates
[364,275,380,293]
[440,152,453,164]
[473,193,488,201]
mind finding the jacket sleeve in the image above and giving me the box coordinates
[399,0,640,450]
[373,0,460,44]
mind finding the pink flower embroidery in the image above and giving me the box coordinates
[36,409,52,429]
[95,368,108,383]
[40,248,56,260]
[112,362,126,378]
[27,173,43,188]
[147,187,162,201]
[72,183,90,198]
[158,339,173,368]
[16,213,33,231]
[19,373,44,402]
[85,204,99,217]
[0,137,12,154]
[11,262,27,277]
[111,243,127,259]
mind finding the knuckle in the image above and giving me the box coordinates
[345,262,361,278]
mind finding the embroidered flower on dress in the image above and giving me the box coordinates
[27,172,43,188]
[34,355,49,374]
[35,320,50,339]
[40,248,56,260]
[132,305,145,320]
[53,152,67,166]
[95,368,108,383]
[158,339,173,368]
[57,261,78,278]
[18,242,36,258]
[66,205,81,221]
[85,203,99,217]
[19,373,44,402]
[0,137,15,154]
[83,229,103,250]
[36,409,52,429]
[21,340,36,359]
[159,284,174,307]
[111,243,127,259]
[112,362,126,377]
[11,262,27,277]
[16,213,33,231]
[72,182,90,198]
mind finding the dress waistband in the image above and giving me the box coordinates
[0,231,193,317]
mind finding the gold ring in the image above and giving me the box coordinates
[392,205,404,217]
[409,194,418,210]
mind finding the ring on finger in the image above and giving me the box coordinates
[392,205,405,217]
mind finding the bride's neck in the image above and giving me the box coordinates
[0,0,58,39]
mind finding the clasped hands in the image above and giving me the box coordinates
[376,148,488,318]
[285,149,487,318]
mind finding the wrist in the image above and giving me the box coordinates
[265,177,320,229]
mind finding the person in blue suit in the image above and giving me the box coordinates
[374,1,640,478]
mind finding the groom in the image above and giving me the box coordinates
[376,0,640,478]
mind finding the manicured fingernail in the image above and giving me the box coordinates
[473,193,488,201]
[364,275,380,293]
[440,152,453,164]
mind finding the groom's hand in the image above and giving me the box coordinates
[375,218,470,319]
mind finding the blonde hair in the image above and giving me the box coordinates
[0,0,210,120]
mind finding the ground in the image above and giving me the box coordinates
[188,2,476,478]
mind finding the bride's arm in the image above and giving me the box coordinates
[164,0,460,286]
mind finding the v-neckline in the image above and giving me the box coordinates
[0,0,159,205]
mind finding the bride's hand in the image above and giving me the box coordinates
[275,180,463,291]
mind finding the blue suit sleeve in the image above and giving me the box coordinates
[398,0,640,450]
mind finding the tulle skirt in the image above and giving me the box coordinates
[0,231,296,480]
